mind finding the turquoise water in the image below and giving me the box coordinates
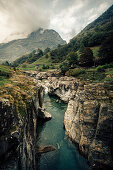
[37,94,91,170]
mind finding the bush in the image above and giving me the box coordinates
[96,63,113,72]
[38,68,43,71]
[42,64,49,69]
[50,65,55,69]
[60,62,69,74]
[22,64,27,68]
[69,68,85,77]
[66,52,78,66]
[0,65,13,77]
[96,65,105,72]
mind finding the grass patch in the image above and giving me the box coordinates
[69,68,85,77]
[0,66,37,117]
[18,64,36,71]
[0,76,11,86]
[67,67,105,82]
[90,46,100,58]
[0,65,14,77]
[18,55,59,71]
[105,70,113,75]
[33,55,52,65]
[96,63,113,72]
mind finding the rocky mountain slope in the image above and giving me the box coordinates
[0,28,66,63]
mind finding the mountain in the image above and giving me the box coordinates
[49,4,113,61]
[0,28,66,63]
[74,4,113,47]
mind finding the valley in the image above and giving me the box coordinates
[0,3,113,170]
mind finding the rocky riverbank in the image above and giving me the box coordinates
[35,71,113,170]
[0,72,46,169]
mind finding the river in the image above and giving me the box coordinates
[36,94,91,170]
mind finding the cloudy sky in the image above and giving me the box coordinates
[0,0,113,43]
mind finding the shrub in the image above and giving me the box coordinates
[22,64,27,68]
[69,68,85,77]
[66,52,78,66]
[96,65,105,72]
[42,64,50,70]
[38,68,43,71]
[60,62,69,74]
[0,65,13,77]
[50,65,55,69]
[96,63,113,72]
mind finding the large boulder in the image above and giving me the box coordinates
[37,107,52,121]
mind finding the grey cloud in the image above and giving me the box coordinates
[0,0,113,42]
[0,0,51,40]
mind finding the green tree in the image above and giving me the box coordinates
[79,42,85,53]
[38,49,43,56]
[67,52,78,67]
[44,47,51,54]
[60,62,69,74]
[79,47,94,67]
[98,36,113,65]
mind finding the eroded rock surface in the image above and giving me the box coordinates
[37,107,52,121]
[64,83,113,169]
[35,71,113,170]
[0,86,44,170]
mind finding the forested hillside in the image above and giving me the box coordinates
[49,4,113,63]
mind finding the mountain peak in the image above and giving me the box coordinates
[28,28,63,40]
[0,28,66,63]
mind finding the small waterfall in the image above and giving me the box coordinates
[44,86,48,94]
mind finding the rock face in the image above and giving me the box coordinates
[0,86,44,169]
[64,83,113,169]
[36,71,79,102]
[0,98,19,165]
[36,71,113,170]
[37,107,52,121]
[47,76,78,103]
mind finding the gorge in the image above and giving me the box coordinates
[36,94,90,170]
[0,70,113,170]
[36,70,113,170]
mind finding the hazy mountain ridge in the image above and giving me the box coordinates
[0,28,66,63]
